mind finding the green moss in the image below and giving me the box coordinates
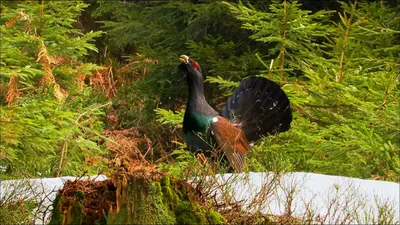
[160,176,178,208]
[107,177,176,224]
[107,179,131,224]
[175,181,188,200]
[61,190,86,224]
[48,195,63,225]
[207,210,225,224]
[51,174,226,224]
[75,190,85,199]
[146,181,176,224]
[68,201,84,224]
[175,201,207,224]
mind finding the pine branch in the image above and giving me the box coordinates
[336,1,357,82]
[279,0,288,80]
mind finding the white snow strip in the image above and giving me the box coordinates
[0,173,398,224]
[203,172,399,224]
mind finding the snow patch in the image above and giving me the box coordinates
[1,173,398,224]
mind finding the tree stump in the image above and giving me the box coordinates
[48,166,224,224]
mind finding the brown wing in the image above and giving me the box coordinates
[210,116,251,172]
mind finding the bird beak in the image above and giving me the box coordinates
[179,55,189,64]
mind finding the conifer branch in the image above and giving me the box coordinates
[336,1,357,82]
[279,0,288,80]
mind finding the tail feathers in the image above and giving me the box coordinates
[220,77,292,142]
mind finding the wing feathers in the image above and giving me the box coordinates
[210,116,250,172]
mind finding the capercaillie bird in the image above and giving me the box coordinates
[178,55,292,172]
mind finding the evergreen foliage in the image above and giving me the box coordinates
[223,0,399,180]
[225,0,334,78]
[0,1,107,179]
[92,0,264,114]
[0,0,398,182]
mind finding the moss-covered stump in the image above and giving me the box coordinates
[49,168,224,224]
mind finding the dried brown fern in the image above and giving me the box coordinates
[36,40,69,102]
[5,76,20,105]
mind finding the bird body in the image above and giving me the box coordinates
[182,111,215,153]
[178,55,292,172]
[181,59,218,155]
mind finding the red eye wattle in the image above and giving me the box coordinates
[191,61,199,70]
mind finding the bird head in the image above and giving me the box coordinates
[178,55,202,79]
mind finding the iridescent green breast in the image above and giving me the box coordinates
[182,111,214,153]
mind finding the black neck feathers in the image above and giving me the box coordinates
[186,70,206,105]
[180,62,217,117]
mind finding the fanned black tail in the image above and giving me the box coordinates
[220,77,292,142]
